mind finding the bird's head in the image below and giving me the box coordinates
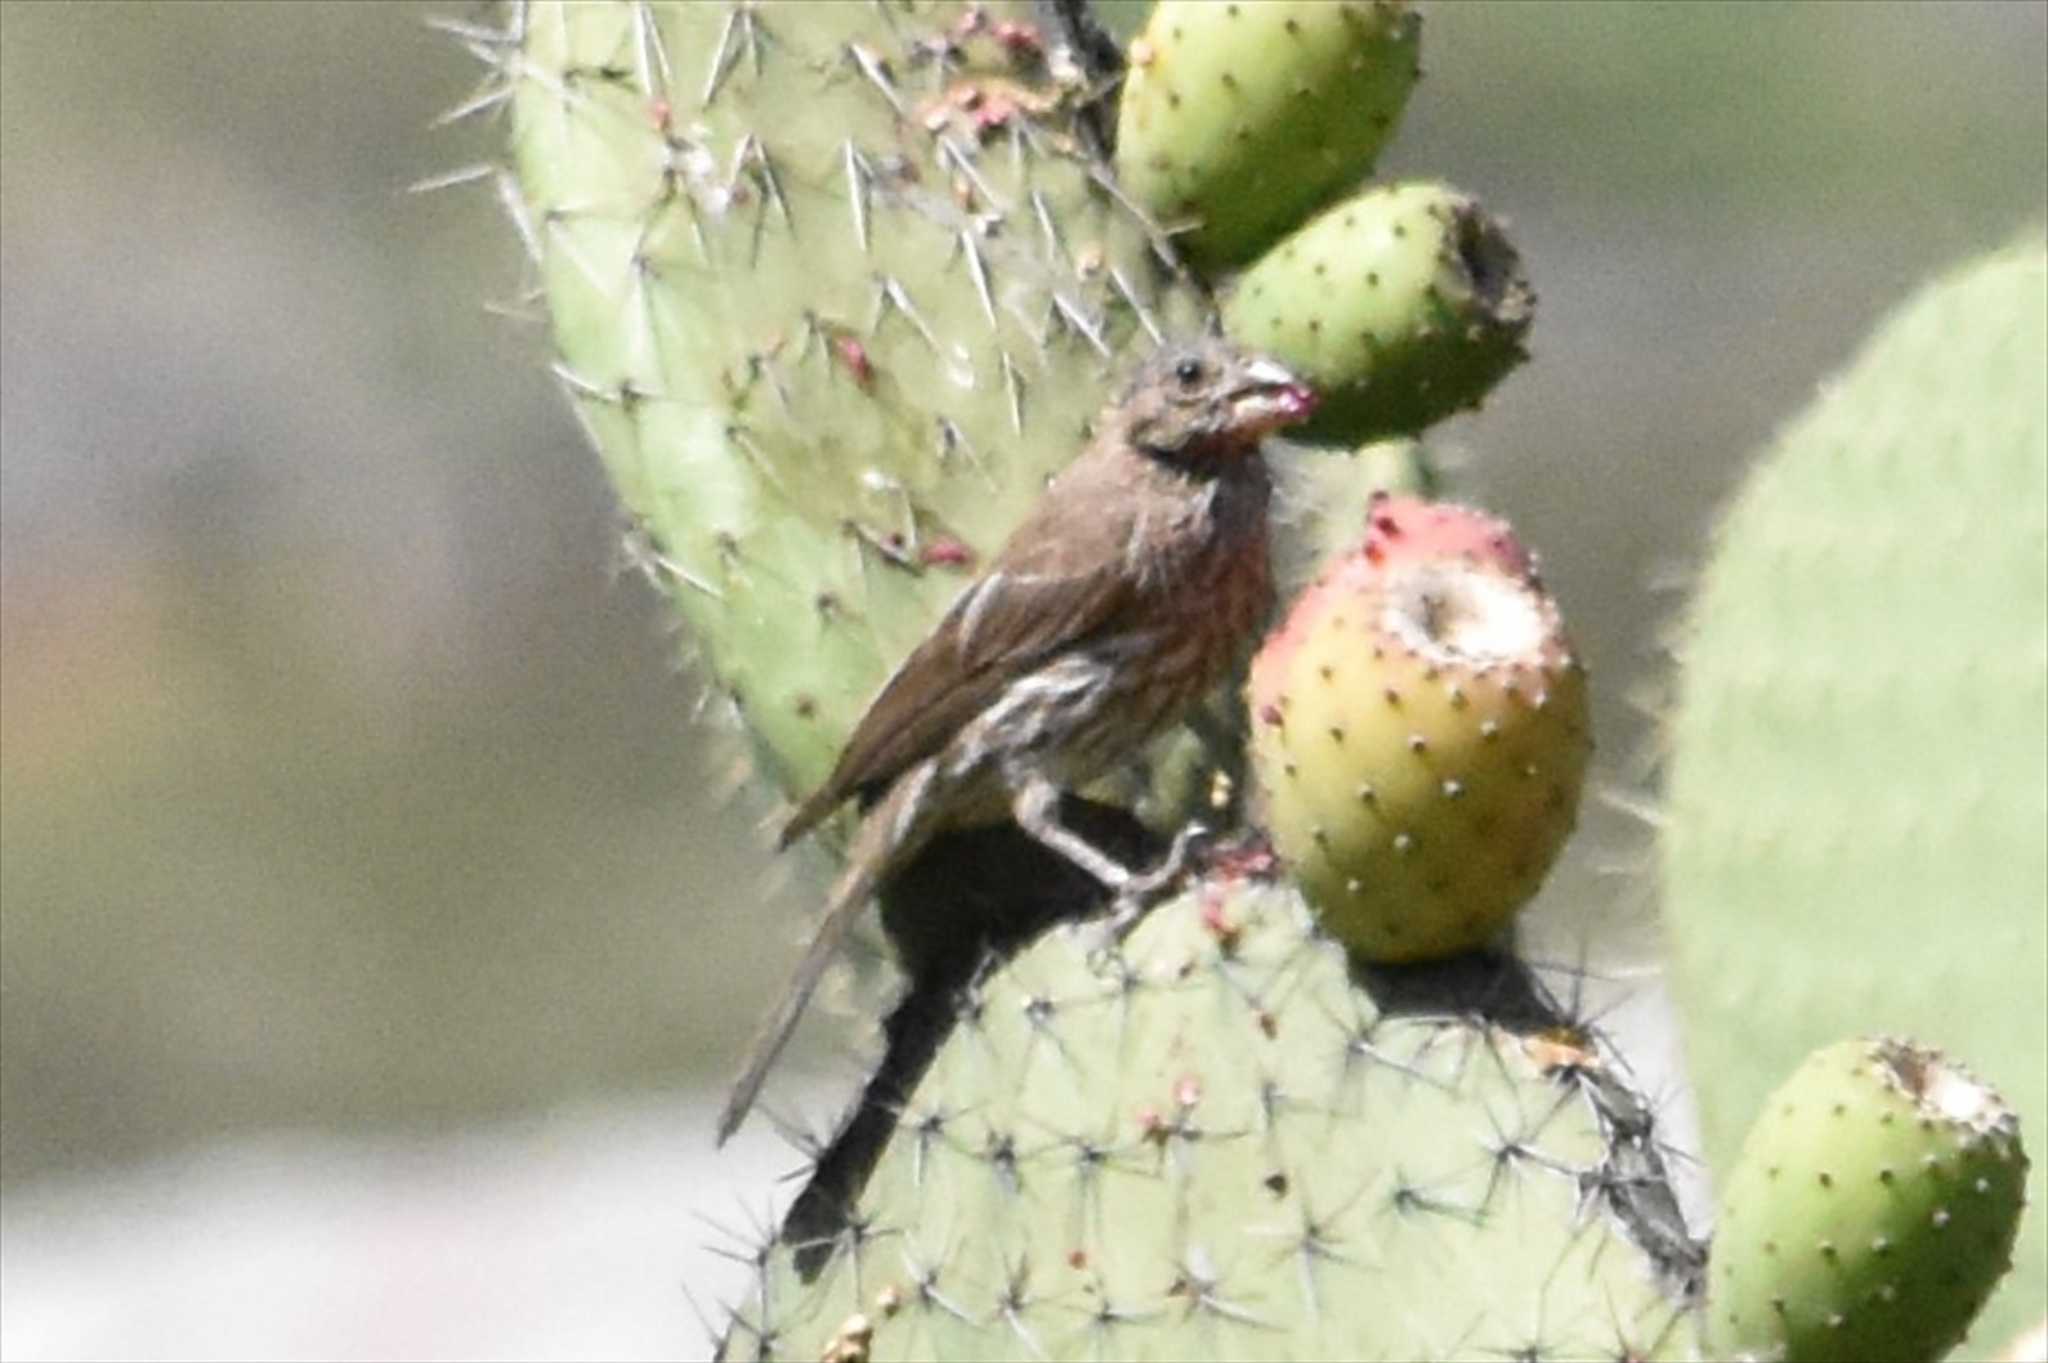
[1117,336,1319,465]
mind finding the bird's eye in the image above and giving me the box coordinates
[1174,358,1204,386]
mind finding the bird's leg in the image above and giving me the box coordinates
[1010,774,1134,892]
[1010,775,1206,939]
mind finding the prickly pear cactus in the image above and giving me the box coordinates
[1708,1037,2029,1363]
[1661,236,2048,1347]
[722,872,1704,1362]
[508,0,1207,802]
[478,3,1696,1357]
[466,2,2048,1356]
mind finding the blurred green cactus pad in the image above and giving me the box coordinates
[1662,235,2048,1348]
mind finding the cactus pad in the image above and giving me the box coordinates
[719,868,1702,1360]
[510,0,1208,803]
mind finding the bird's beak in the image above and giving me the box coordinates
[1226,356,1320,436]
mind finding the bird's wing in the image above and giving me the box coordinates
[778,455,1142,847]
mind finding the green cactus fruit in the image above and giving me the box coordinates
[1662,235,2048,1346]
[1709,1037,2029,1363]
[1246,495,1590,963]
[1221,182,1534,444]
[508,0,1208,806]
[1114,0,1421,272]
[724,870,1704,1361]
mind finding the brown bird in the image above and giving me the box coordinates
[716,336,1316,1145]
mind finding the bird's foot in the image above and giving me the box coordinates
[1097,821,1210,944]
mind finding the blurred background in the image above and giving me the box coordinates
[1,2,2042,1358]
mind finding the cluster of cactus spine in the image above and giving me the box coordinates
[459,0,2039,1357]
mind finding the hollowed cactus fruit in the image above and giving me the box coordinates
[1247,495,1590,962]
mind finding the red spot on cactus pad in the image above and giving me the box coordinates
[832,335,876,390]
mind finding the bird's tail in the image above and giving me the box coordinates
[714,784,922,1146]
